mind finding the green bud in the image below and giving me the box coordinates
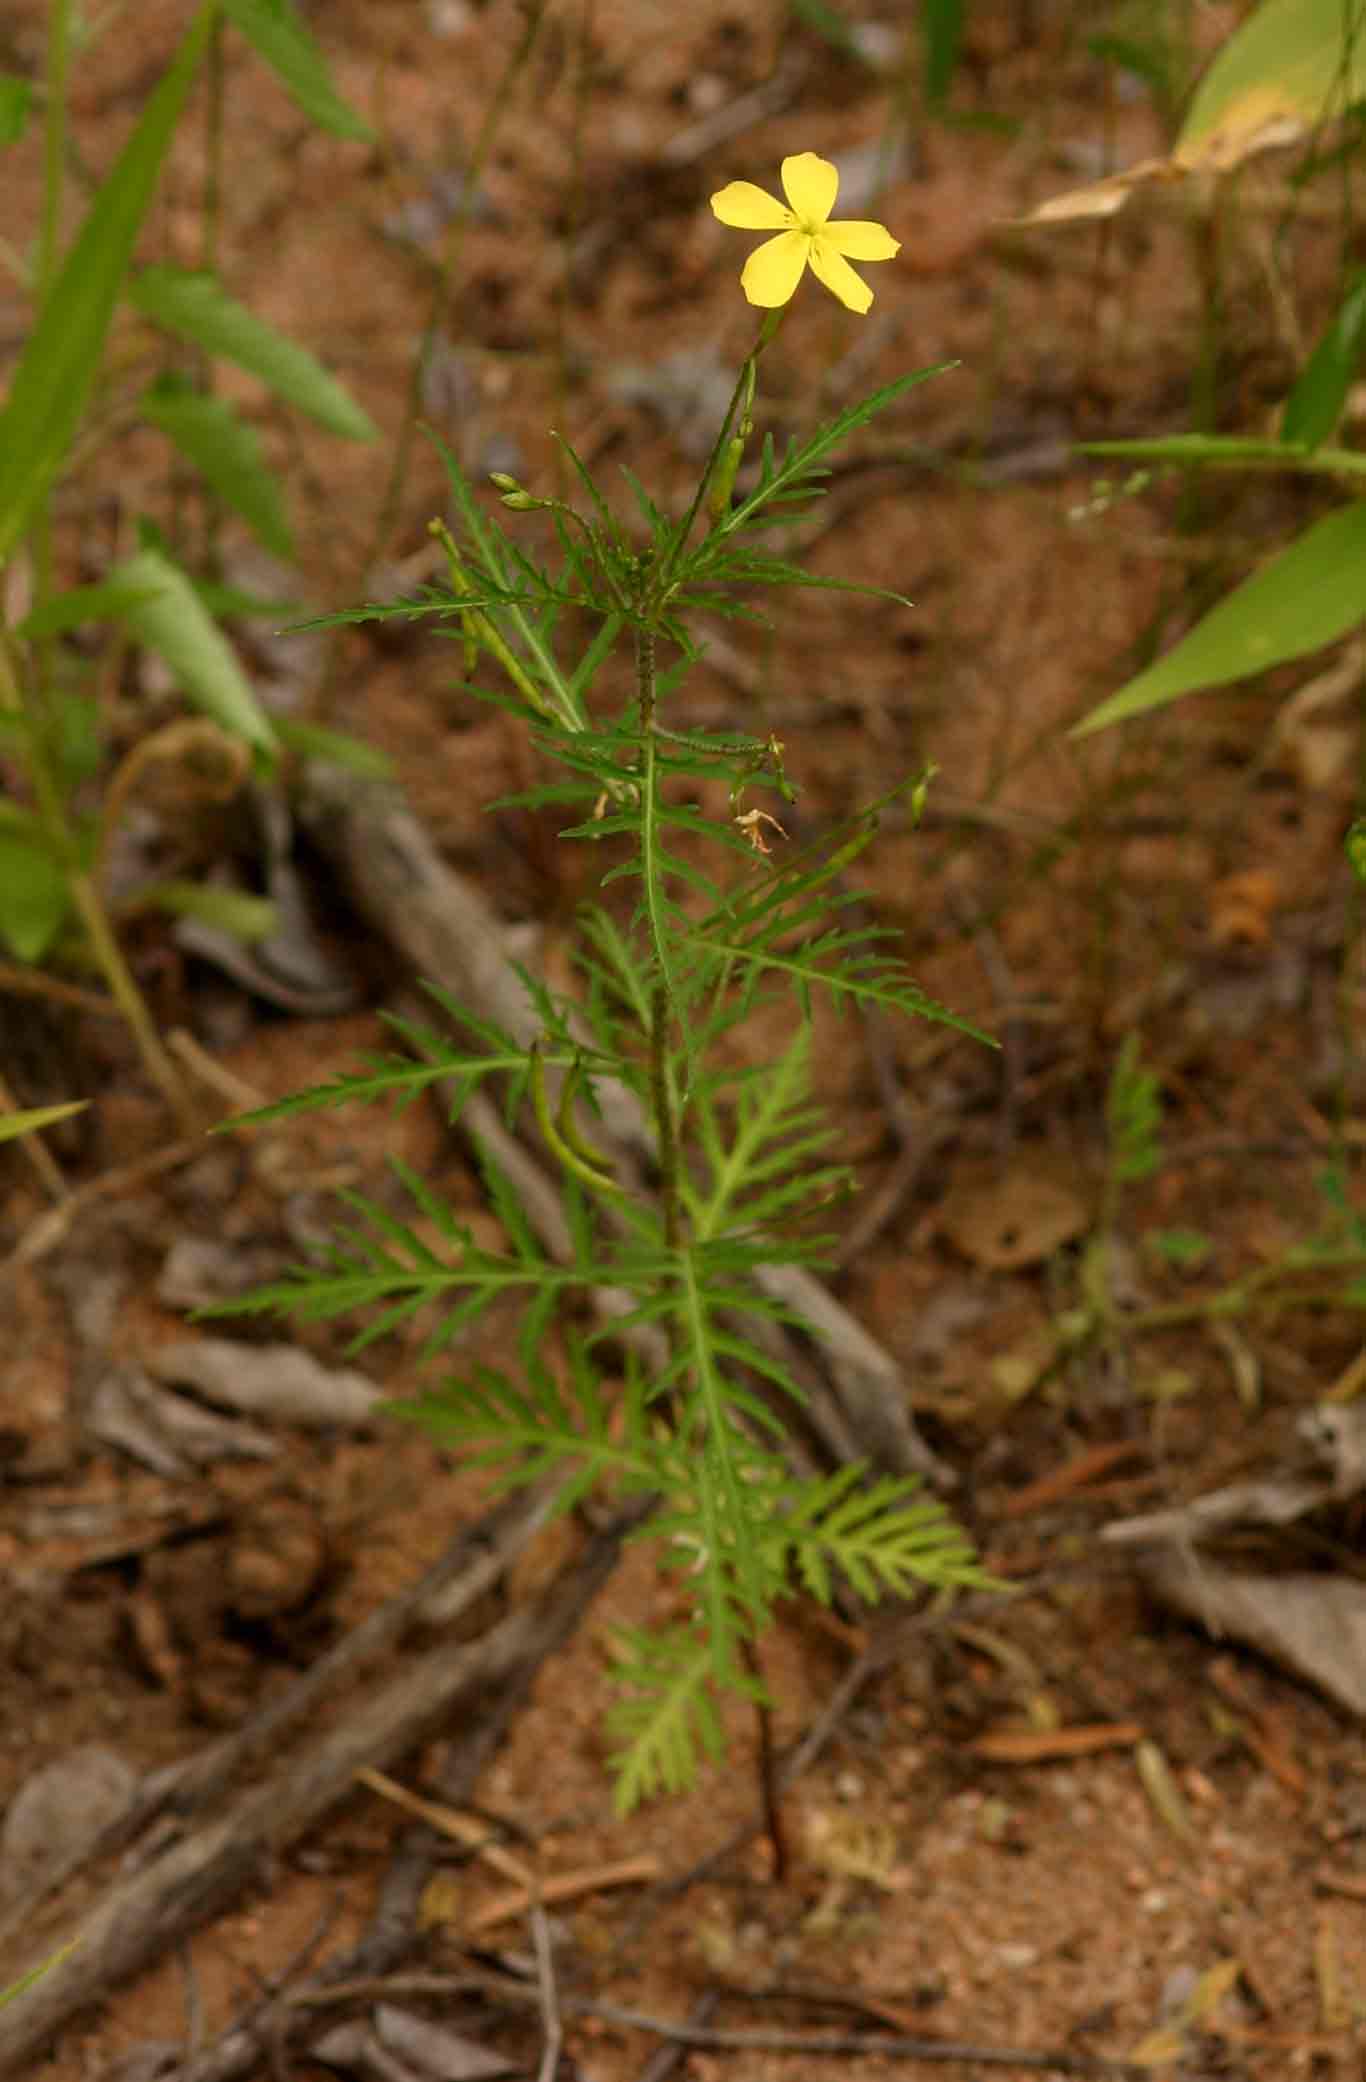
[500,490,541,511]
[1347,818,1366,885]
[488,471,522,492]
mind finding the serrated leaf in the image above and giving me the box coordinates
[0,10,214,566]
[219,0,373,140]
[129,266,377,440]
[110,546,279,760]
[1074,500,1366,735]
[141,383,293,556]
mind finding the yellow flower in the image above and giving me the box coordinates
[710,151,900,315]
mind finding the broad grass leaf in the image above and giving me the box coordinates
[129,267,377,440]
[1021,0,1366,223]
[1177,0,1366,171]
[0,74,33,147]
[0,1102,87,1143]
[922,0,964,103]
[16,579,163,641]
[112,547,279,761]
[141,384,294,557]
[0,826,70,961]
[1281,268,1366,450]
[1075,501,1366,736]
[130,880,276,939]
[0,10,214,566]
[219,0,373,140]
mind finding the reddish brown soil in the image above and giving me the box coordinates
[2,3,1365,2079]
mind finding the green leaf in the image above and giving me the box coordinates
[0,73,34,148]
[129,267,378,440]
[1074,501,1366,736]
[1081,433,1366,480]
[922,0,964,103]
[1177,0,1366,167]
[0,9,215,566]
[0,1100,88,1143]
[271,714,394,777]
[1281,268,1366,450]
[788,0,869,64]
[125,879,276,939]
[1347,817,1366,884]
[0,691,106,790]
[110,547,280,760]
[219,0,374,140]
[15,577,163,640]
[140,382,293,556]
[0,826,70,961]
[606,1626,729,1812]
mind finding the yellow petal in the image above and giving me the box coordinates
[710,180,790,230]
[819,219,900,261]
[808,239,874,313]
[780,152,839,227]
[739,229,811,308]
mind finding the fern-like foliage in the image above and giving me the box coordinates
[217,337,994,1811]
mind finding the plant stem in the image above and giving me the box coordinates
[66,870,199,1136]
[655,310,784,599]
[741,1633,788,1883]
[634,621,684,1249]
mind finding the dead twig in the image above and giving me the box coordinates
[530,1903,561,2082]
[563,2001,1148,2076]
[0,1501,649,2079]
[466,1855,660,1935]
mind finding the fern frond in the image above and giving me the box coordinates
[204,1174,588,1362]
[401,1343,664,1506]
[773,1466,992,1606]
[606,1623,761,1814]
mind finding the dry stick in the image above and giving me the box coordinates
[635,1992,721,2082]
[143,1509,651,2082]
[0,1489,618,2078]
[0,1486,555,1963]
[465,1855,659,1935]
[3,1131,208,1272]
[556,2004,1147,2078]
[530,1903,561,2082]
[280,1967,1141,2080]
[0,1621,534,2075]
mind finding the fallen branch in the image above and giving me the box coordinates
[0,1501,645,2077]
